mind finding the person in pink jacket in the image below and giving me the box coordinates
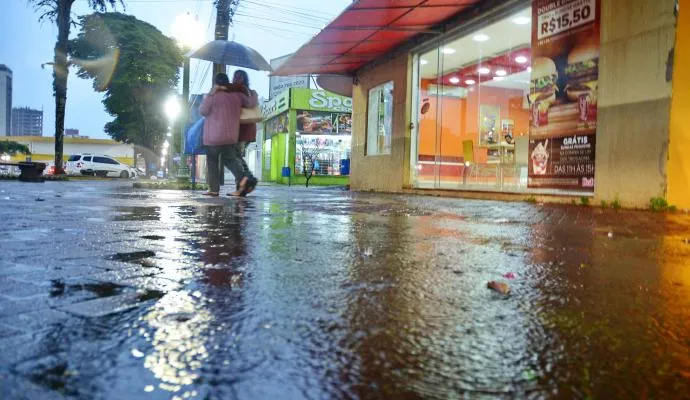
[199,73,258,197]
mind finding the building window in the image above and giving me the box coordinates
[294,109,352,176]
[366,81,394,155]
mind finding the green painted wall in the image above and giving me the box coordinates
[270,134,287,182]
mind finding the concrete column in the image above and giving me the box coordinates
[594,0,677,207]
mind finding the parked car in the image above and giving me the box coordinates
[65,154,136,178]
[43,161,56,176]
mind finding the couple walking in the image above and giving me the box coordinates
[200,70,259,197]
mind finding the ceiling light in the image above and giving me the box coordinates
[515,56,528,64]
[420,59,428,65]
[449,77,460,84]
[465,79,476,85]
[473,34,489,42]
[478,67,491,75]
[493,76,505,81]
[496,70,507,76]
[527,66,532,72]
[513,16,531,25]
[442,47,456,55]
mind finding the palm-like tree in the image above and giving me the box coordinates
[28,0,124,173]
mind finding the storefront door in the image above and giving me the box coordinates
[412,7,533,192]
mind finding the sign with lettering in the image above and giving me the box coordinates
[269,75,310,99]
[291,88,352,113]
[269,54,310,99]
[528,0,600,192]
[261,90,290,121]
[536,0,596,41]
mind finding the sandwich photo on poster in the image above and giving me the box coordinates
[296,110,352,135]
[528,0,600,192]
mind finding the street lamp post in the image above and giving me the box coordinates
[164,96,181,178]
[171,13,204,182]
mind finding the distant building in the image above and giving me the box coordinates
[0,65,12,136]
[65,128,80,137]
[11,107,43,136]
[6,136,134,166]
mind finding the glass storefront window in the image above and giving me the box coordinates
[295,134,351,176]
[367,81,394,155]
[412,7,533,192]
[294,108,352,177]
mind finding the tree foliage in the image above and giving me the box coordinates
[0,141,32,155]
[28,0,125,173]
[29,0,124,23]
[70,13,182,159]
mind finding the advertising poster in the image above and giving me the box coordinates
[479,104,500,146]
[265,112,289,138]
[296,110,352,135]
[528,0,600,191]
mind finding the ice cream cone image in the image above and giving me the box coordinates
[531,139,549,175]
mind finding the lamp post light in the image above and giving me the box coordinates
[164,96,180,178]
[171,13,204,181]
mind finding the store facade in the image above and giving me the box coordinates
[274,0,689,209]
[261,87,352,186]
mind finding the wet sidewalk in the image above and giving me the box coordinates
[0,181,689,399]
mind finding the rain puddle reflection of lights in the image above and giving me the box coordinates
[140,291,212,395]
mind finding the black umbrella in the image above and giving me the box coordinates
[189,40,272,71]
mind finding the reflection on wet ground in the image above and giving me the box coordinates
[0,181,689,399]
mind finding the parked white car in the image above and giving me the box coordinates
[65,154,136,178]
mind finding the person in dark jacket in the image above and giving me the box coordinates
[233,70,258,191]
[199,73,258,197]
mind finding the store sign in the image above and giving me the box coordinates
[269,75,310,99]
[291,88,352,113]
[268,54,310,99]
[528,0,600,192]
[261,90,290,121]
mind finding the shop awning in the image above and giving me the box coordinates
[272,0,482,77]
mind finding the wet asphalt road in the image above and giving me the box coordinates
[0,180,689,399]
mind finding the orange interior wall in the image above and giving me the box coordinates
[417,79,529,167]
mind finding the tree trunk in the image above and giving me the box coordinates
[53,0,73,174]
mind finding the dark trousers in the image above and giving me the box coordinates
[206,144,253,193]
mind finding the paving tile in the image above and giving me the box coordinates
[59,292,147,318]
[0,309,69,333]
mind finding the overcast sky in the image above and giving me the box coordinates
[0,0,351,138]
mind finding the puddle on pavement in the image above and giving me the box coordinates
[112,207,160,221]
[3,186,690,399]
[106,250,156,263]
[22,358,78,397]
[50,280,125,298]
[140,235,166,241]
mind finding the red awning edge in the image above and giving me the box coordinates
[271,0,482,77]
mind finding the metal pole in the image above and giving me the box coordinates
[178,56,191,180]
[214,0,231,185]
[213,0,240,186]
